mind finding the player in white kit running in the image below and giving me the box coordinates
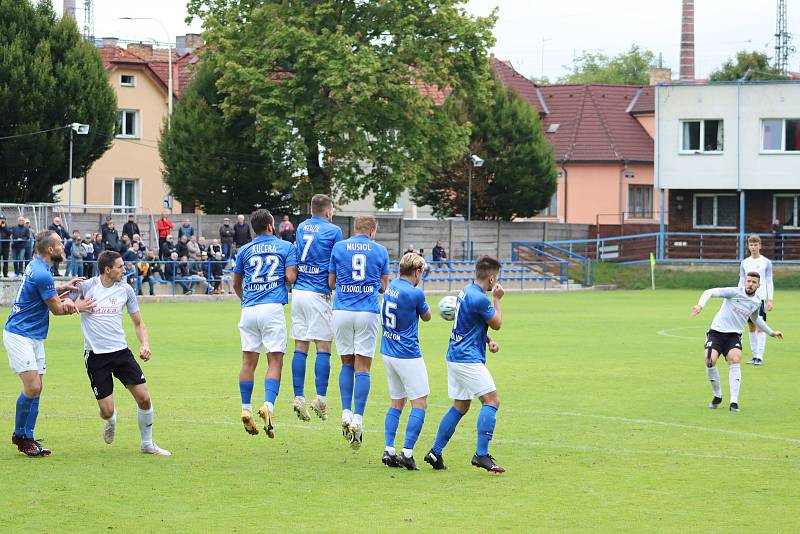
[74,250,170,455]
[738,235,774,366]
[691,272,783,413]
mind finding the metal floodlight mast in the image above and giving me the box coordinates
[466,154,484,260]
[67,123,90,230]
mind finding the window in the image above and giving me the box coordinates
[761,119,800,152]
[681,119,723,152]
[120,74,135,86]
[538,191,558,217]
[113,179,137,213]
[116,110,139,138]
[627,185,653,218]
[774,194,798,228]
[693,194,736,228]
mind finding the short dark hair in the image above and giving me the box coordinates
[475,255,501,280]
[311,194,333,215]
[746,271,761,280]
[250,209,274,234]
[97,250,122,274]
[34,230,59,256]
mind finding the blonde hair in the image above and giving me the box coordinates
[399,252,427,276]
[354,216,377,235]
[748,234,761,245]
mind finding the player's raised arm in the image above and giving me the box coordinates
[487,283,504,331]
[692,287,738,316]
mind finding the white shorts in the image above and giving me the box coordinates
[291,290,333,342]
[3,330,46,375]
[382,355,430,400]
[239,303,287,354]
[332,310,380,357]
[446,361,496,400]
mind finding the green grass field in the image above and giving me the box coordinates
[1,290,798,533]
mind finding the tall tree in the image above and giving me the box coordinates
[187,0,496,208]
[0,0,116,203]
[412,80,557,220]
[160,58,294,214]
[558,45,655,85]
[708,51,788,81]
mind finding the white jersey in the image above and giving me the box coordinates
[698,287,772,335]
[77,277,139,353]
[739,255,773,300]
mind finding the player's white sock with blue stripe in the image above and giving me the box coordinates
[706,366,722,398]
[14,393,34,438]
[729,364,741,404]
[432,407,464,455]
[264,378,280,413]
[239,380,254,412]
[384,407,401,451]
[402,408,426,457]
[353,372,370,422]
[138,406,154,447]
[291,350,307,397]
[315,352,331,396]
[339,365,355,412]
[476,405,497,457]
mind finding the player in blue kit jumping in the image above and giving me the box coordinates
[290,194,343,422]
[380,252,431,471]
[4,231,93,457]
[233,210,298,438]
[424,255,506,474]
[328,216,390,449]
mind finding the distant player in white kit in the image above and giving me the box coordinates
[738,235,773,366]
[74,250,170,455]
[328,216,390,449]
[691,272,783,413]
[233,210,298,438]
[290,194,343,421]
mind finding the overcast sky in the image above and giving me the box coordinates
[55,0,799,80]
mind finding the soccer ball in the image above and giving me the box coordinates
[438,295,457,321]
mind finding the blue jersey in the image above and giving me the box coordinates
[4,258,58,340]
[329,235,390,313]
[446,283,496,364]
[234,235,298,307]
[293,216,343,295]
[380,278,430,359]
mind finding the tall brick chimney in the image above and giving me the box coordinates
[679,0,695,81]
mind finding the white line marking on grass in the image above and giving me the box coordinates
[656,326,707,340]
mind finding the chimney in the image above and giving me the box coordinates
[184,34,205,51]
[128,43,154,61]
[63,0,76,21]
[649,68,672,85]
[176,35,187,51]
[679,0,695,81]
[102,37,119,48]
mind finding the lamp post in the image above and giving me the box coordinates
[119,17,173,128]
[467,154,484,260]
[67,123,90,231]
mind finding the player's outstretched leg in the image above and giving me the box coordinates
[132,385,171,456]
[291,349,310,421]
[397,406,426,471]
[471,398,504,474]
[729,362,742,413]
[705,346,723,409]
[311,350,331,420]
[382,405,402,468]
[425,404,467,470]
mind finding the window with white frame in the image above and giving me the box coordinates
[693,194,736,228]
[113,179,137,213]
[681,119,723,153]
[627,185,653,218]
[761,119,800,152]
[538,191,558,217]
[774,194,798,228]
[116,110,139,138]
[120,74,136,87]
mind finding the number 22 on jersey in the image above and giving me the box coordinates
[249,255,279,283]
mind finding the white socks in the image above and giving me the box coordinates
[385,446,396,455]
[402,447,413,459]
[264,401,274,414]
[137,406,154,447]
[103,409,117,424]
[353,413,363,427]
[749,332,759,356]
[242,403,253,413]
[757,332,767,360]
[342,409,353,423]
[729,364,741,403]
[707,366,722,398]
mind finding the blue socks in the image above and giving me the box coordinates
[384,407,401,447]
[25,396,40,439]
[403,407,426,451]
[476,404,498,457]
[432,406,465,455]
[315,352,331,396]
[291,350,307,397]
[353,372,370,416]
[239,380,254,405]
[264,378,280,406]
[15,393,35,438]
[339,364,355,411]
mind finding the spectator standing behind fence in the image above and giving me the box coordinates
[233,214,252,252]
[23,219,33,263]
[0,216,10,278]
[772,218,783,261]
[66,230,80,276]
[278,215,295,243]
[101,217,120,252]
[178,218,194,240]
[11,216,30,276]
[70,231,85,274]
[122,214,140,240]
[219,217,234,259]
[208,250,224,294]
[81,234,95,278]
[432,240,447,267]
[47,216,69,276]
[156,211,173,255]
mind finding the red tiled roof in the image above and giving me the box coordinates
[627,87,654,114]
[491,58,653,163]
